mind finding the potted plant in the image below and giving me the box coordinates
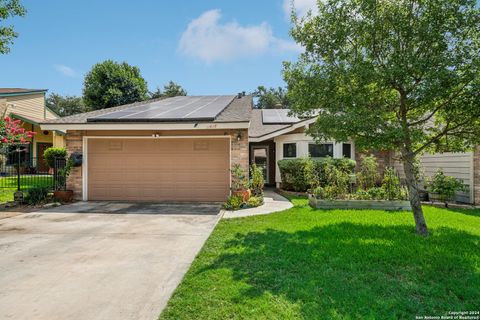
[43,147,67,174]
[53,158,74,203]
[427,169,466,207]
[231,164,251,201]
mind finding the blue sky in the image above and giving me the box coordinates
[0,0,317,96]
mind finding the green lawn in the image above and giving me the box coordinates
[160,196,480,320]
[0,176,53,203]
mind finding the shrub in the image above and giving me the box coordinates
[278,158,308,191]
[223,194,244,210]
[246,196,263,208]
[427,169,466,206]
[231,164,248,191]
[250,164,265,196]
[25,186,50,205]
[382,167,403,200]
[43,147,67,168]
[278,157,356,192]
[303,157,319,191]
[357,155,379,190]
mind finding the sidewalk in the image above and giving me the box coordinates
[222,189,293,219]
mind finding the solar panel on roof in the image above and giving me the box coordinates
[87,95,235,122]
[262,109,301,124]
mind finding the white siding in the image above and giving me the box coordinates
[420,152,474,204]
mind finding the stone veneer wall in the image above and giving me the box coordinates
[474,146,480,205]
[65,129,249,200]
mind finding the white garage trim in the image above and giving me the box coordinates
[82,135,232,201]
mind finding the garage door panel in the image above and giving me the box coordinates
[88,138,230,202]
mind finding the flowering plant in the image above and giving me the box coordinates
[0,116,36,145]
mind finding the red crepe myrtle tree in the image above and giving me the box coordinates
[0,116,36,194]
[0,116,36,145]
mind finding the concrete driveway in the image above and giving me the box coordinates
[0,202,220,320]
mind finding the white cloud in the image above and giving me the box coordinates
[179,9,301,63]
[283,0,319,19]
[54,64,76,77]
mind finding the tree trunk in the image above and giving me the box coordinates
[402,151,429,236]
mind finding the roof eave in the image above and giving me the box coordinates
[0,89,48,97]
[40,121,250,131]
[248,117,317,142]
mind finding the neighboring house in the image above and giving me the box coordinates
[41,94,353,202]
[0,88,65,172]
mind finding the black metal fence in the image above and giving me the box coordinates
[53,157,67,191]
[0,155,54,191]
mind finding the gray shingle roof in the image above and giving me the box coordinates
[43,95,252,124]
[248,109,291,138]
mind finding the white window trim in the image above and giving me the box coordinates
[282,142,297,158]
[307,142,335,158]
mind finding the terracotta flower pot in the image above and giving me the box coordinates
[53,190,73,203]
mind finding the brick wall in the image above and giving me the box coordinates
[474,146,480,205]
[65,129,249,200]
[355,149,397,181]
[65,130,85,200]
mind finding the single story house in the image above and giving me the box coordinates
[0,88,65,172]
[41,94,354,202]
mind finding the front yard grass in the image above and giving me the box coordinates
[160,196,480,320]
[0,176,53,203]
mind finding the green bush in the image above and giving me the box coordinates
[278,157,356,192]
[250,164,265,196]
[427,169,466,205]
[231,164,248,191]
[25,186,50,205]
[382,167,403,200]
[223,194,244,210]
[246,196,263,208]
[43,147,67,168]
[357,155,379,190]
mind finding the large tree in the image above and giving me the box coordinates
[149,81,187,99]
[46,93,87,117]
[83,60,148,110]
[0,0,26,54]
[252,86,289,109]
[284,0,480,236]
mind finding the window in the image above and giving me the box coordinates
[283,143,296,158]
[309,143,333,158]
[6,145,31,165]
[342,143,352,158]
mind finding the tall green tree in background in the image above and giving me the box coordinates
[0,0,26,54]
[284,0,480,236]
[252,86,289,109]
[149,81,187,99]
[46,93,87,117]
[83,60,148,110]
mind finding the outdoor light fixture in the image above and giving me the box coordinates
[236,132,242,141]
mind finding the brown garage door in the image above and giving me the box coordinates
[87,138,230,202]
